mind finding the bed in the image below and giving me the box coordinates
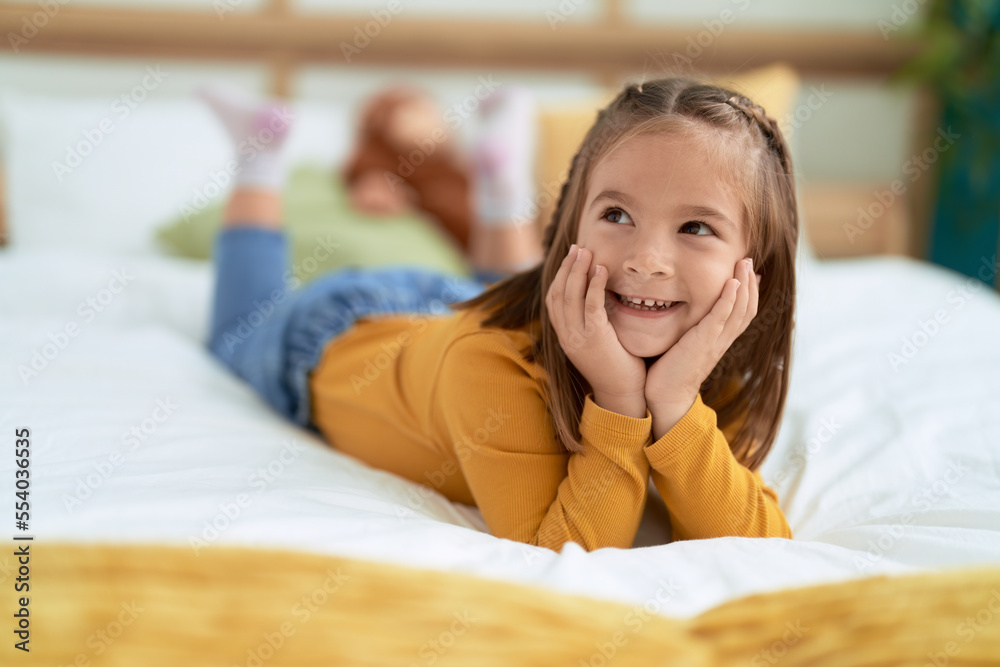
[2,3,1000,665]
[4,193,1000,664]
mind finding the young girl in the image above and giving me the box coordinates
[200,75,796,553]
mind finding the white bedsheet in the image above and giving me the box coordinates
[2,246,999,618]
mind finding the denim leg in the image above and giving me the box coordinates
[207,226,299,421]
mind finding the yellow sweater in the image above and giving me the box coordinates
[309,305,792,551]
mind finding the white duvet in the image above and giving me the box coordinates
[2,245,999,618]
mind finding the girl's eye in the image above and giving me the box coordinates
[601,208,716,235]
[680,220,715,236]
[602,207,632,224]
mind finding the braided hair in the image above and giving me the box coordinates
[723,93,794,176]
[450,76,799,472]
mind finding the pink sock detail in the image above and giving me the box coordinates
[197,83,295,190]
[252,103,292,143]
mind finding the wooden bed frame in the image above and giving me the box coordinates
[0,0,933,259]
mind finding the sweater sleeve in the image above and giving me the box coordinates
[645,394,792,541]
[436,335,652,552]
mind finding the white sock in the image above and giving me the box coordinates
[196,82,294,190]
[472,86,536,226]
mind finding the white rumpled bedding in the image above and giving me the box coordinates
[2,245,999,618]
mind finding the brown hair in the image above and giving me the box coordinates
[448,76,798,472]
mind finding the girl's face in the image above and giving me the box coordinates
[575,130,750,359]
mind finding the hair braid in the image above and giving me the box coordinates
[723,95,793,175]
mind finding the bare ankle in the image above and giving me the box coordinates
[223,188,284,229]
[469,221,543,274]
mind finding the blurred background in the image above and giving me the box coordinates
[0,0,997,289]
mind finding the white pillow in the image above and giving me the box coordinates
[0,86,352,254]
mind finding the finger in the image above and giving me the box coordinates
[584,263,609,328]
[546,244,578,340]
[722,260,752,342]
[564,246,590,332]
[701,277,741,344]
[732,264,760,336]
[743,269,761,331]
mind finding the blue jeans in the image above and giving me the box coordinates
[207,226,508,431]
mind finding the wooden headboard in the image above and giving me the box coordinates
[0,0,924,257]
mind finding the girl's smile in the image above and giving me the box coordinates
[605,290,685,318]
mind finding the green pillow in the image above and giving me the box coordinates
[155,163,474,284]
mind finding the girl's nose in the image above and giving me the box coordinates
[625,243,676,278]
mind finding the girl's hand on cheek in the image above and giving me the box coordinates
[645,258,761,426]
[546,245,648,404]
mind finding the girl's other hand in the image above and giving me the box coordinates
[645,257,761,422]
[546,244,648,410]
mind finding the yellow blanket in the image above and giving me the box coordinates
[6,541,999,666]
